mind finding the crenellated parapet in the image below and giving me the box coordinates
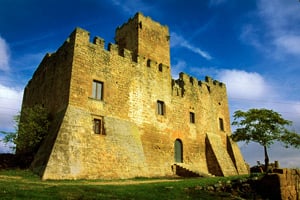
[172,72,226,97]
[63,27,170,73]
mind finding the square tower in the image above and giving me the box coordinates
[115,12,170,66]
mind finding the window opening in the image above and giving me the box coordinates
[157,100,165,115]
[219,118,224,131]
[92,80,103,100]
[147,59,151,67]
[190,112,195,123]
[158,64,163,72]
[93,118,105,135]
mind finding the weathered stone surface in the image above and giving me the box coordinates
[22,12,248,179]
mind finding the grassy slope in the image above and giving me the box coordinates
[0,170,249,200]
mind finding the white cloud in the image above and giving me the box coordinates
[258,0,300,32]
[217,69,269,100]
[240,24,264,51]
[0,84,23,131]
[256,0,300,56]
[218,69,300,167]
[0,36,10,71]
[275,35,300,55]
[171,32,212,60]
[240,0,300,59]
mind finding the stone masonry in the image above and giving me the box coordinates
[21,12,248,179]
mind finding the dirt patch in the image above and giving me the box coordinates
[79,179,182,186]
[0,175,22,180]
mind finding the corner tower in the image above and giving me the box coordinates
[115,12,170,66]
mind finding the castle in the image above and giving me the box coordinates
[22,12,248,179]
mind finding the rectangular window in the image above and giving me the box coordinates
[92,80,103,100]
[219,118,224,131]
[93,118,104,135]
[190,112,195,123]
[157,100,165,115]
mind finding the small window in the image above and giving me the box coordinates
[93,118,105,135]
[92,80,103,100]
[219,118,224,131]
[190,112,195,123]
[157,100,165,115]
[158,64,163,72]
[147,59,151,67]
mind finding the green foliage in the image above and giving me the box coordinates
[231,108,300,169]
[231,108,299,148]
[1,105,50,154]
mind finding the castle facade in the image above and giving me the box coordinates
[22,13,248,179]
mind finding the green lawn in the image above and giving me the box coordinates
[0,169,249,199]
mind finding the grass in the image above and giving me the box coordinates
[0,169,250,199]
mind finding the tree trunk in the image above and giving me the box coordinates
[264,145,269,172]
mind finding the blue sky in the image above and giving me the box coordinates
[0,0,299,167]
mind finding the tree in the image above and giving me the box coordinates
[231,108,300,171]
[1,105,50,155]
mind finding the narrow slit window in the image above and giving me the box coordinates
[92,80,103,100]
[147,59,151,67]
[157,100,165,115]
[158,64,163,72]
[219,118,224,131]
[190,112,195,123]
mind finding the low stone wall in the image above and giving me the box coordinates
[258,168,300,200]
[185,169,300,199]
[276,168,300,200]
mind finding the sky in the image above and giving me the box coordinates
[0,0,299,168]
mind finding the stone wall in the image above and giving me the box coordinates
[275,169,300,200]
[257,169,300,200]
[115,13,170,66]
[24,12,248,179]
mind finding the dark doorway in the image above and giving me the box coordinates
[174,139,183,163]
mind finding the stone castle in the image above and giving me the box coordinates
[22,12,248,179]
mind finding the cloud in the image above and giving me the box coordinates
[171,32,212,60]
[217,69,300,167]
[217,69,269,100]
[243,0,300,57]
[258,0,300,32]
[0,36,10,71]
[275,35,300,55]
[217,69,300,123]
[240,24,264,51]
[0,84,23,131]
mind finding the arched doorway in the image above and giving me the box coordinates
[174,139,183,163]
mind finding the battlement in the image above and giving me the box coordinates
[115,12,170,66]
[172,73,225,97]
[116,12,168,33]
[64,27,170,73]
